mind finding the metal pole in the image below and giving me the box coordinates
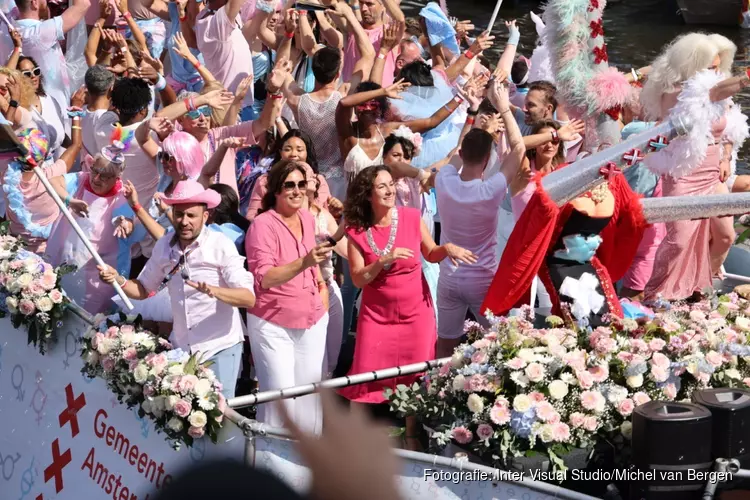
[641,192,750,223]
[32,167,134,310]
[65,301,96,326]
[486,0,504,33]
[228,357,450,409]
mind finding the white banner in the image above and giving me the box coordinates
[0,312,572,500]
[0,313,244,500]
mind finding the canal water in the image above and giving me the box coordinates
[402,0,750,166]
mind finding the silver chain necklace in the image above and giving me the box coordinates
[366,207,398,269]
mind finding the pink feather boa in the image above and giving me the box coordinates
[587,67,634,114]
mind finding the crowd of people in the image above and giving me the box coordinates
[1,0,750,440]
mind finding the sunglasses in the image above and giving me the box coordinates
[185,107,212,120]
[283,180,308,191]
[90,167,116,181]
[21,67,41,78]
[158,151,174,163]
[355,101,380,112]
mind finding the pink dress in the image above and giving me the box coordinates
[644,116,727,300]
[340,206,436,403]
[621,180,666,291]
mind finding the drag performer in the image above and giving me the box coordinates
[481,167,646,326]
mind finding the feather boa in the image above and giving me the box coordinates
[643,70,727,179]
[722,99,749,177]
[528,12,555,84]
[2,161,53,239]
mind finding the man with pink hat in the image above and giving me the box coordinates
[98,179,255,398]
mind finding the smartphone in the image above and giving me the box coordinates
[294,1,329,12]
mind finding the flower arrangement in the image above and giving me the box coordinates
[81,313,225,449]
[0,225,74,354]
[387,294,750,475]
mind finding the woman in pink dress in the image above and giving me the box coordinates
[340,165,475,447]
[642,33,749,301]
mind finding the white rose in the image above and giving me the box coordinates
[141,338,155,351]
[165,395,179,411]
[607,385,628,404]
[620,421,633,440]
[725,368,742,380]
[24,260,39,273]
[450,351,465,368]
[735,316,750,332]
[467,394,484,414]
[518,348,536,363]
[626,374,644,388]
[538,424,555,443]
[15,273,33,289]
[548,380,569,400]
[193,379,213,398]
[188,411,208,428]
[452,374,466,392]
[167,417,184,432]
[168,364,184,375]
[5,296,18,313]
[120,332,134,347]
[560,373,577,385]
[133,363,149,384]
[512,394,532,413]
[97,338,113,356]
[142,399,153,415]
[35,297,53,312]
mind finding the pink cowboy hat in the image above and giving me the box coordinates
[161,179,221,209]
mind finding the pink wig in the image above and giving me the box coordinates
[162,131,204,180]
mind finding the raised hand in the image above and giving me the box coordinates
[203,89,235,109]
[381,21,403,52]
[99,0,113,20]
[444,243,478,266]
[122,179,139,207]
[71,86,87,108]
[558,119,585,141]
[383,78,410,99]
[284,8,299,34]
[303,242,334,268]
[113,217,134,239]
[171,32,192,61]
[148,116,174,136]
[469,31,494,55]
[234,76,254,101]
[455,20,474,40]
[218,137,247,149]
[268,58,293,93]
[8,28,21,49]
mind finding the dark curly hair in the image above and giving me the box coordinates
[343,165,392,231]
[259,160,308,214]
[355,81,388,120]
[272,129,319,174]
[383,134,415,161]
[18,56,45,97]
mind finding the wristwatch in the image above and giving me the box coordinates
[116,274,127,286]
[8,99,18,109]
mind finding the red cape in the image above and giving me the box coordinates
[481,172,646,318]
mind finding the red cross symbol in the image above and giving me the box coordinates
[593,45,609,64]
[590,20,604,38]
[588,0,600,11]
[44,439,71,493]
[58,383,86,438]
[36,496,43,500]
[648,135,669,151]
[623,149,645,166]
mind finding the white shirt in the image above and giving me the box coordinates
[435,165,508,278]
[138,226,254,361]
[31,95,65,160]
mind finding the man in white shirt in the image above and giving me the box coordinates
[15,0,90,117]
[434,81,525,356]
[99,181,256,398]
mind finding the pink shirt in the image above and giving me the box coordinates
[138,226,253,360]
[245,170,331,221]
[342,24,397,86]
[246,208,325,329]
[202,121,258,195]
[195,5,254,107]
[0,158,66,253]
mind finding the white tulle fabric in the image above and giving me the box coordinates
[722,100,750,177]
[527,12,555,84]
[644,70,729,179]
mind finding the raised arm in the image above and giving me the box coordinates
[62,0,92,34]
[488,79,525,184]
[445,32,495,83]
[141,0,170,21]
[156,88,235,121]
[394,92,464,135]
[330,2,375,85]
[122,180,166,240]
[227,0,248,24]
[172,32,217,85]
[118,0,149,54]
[711,72,750,103]
[136,116,173,160]
[370,21,401,86]
[314,10,343,49]
[494,21,519,80]
[298,10,319,56]
[6,29,21,69]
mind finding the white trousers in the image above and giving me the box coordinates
[248,313,328,435]
[324,281,344,376]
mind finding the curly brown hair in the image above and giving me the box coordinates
[259,160,308,214]
[343,165,392,231]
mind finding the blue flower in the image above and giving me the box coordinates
[510,408,537,439]
[625,362,648,377]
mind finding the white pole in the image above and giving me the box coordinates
[32,167,134,310]
[0,10,13,29]
[486,0,504,34]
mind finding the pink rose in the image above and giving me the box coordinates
[743,378,750,388]
[188,426,205,438]
[632,392,651,406]
[123,347,137,361]
[662,383,677,400]
[551,422,571,442]
[179,375,199,393]
[41,273,57,290]
[650,365,669,383]
[564,351,586,372]
[706,351,723,368]
[158,338,173,349]
[476,423,494,441]
[569,412,585,428]
[583,416,599,432]
[651,352,670,370]
[173,399,192,418]
[92,332,104,349]
[528,392,546,403]
[536,402,558,422]
[506,357,526,370]
[451,426,473,444]
[631,339,648,353]
[102,357,115,372]
[490,404,510,425]
[471,351,488,365]
[595,337,618,354]
[648,339,666,352]
[106,326,119,338]
[525,363,546,383]
[48,289,63,304]
[617,352,634,364]
[588,365,609,383]
[576,370,594,389]
[27,281,45,296]
[697,372,711,385]
[618,399,635,416]
[19,299,35,316]
[468,374,487,392]
[149,353,168,374]
[120,324,135,334]
[439,363,451,376]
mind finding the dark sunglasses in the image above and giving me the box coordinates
[90,167,116,181]
[21,67,41,78]
[158,151,174,163]
[186,107,212,120]
[283,180,307,191]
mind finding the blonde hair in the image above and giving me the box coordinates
[200,81,229,127]
[0,67,35,110]
[640,33,733,120]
